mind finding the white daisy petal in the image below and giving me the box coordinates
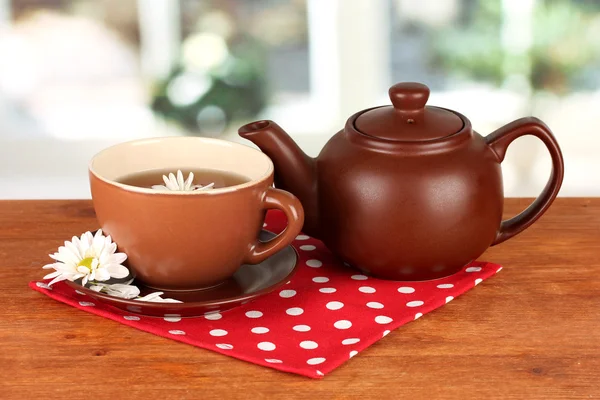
[168,173,178,190]
[55,263,77,273]
[42,262,61,269]
[48,275,68,286]
[43,271,62,279]
[195,182,215,191]
[72,236,87,259]
[176,170,184,189]
[155,297,182,303]
[82,232,94,248]
[94,268,111,281]
[110,253,128,265]
[137,292,163,301]
[82,275,89,286]
[77,266,90,274]
[92,231,105,256]
[152,184,168,190]
[106,264,129,279]
[185,172,194,190]
[65,240,83,260]
[56,246,80,265]
[105,284,140,299]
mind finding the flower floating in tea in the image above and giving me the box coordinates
[151,169,215,192]
[41,230,181,303]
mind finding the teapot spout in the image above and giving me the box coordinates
[239,120,319,236]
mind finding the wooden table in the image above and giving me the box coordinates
[1,199,598,399]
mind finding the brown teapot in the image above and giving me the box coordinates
[238,82,564,281]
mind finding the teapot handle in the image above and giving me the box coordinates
[485,117,564,246]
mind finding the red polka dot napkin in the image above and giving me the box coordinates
[30,210,502,379]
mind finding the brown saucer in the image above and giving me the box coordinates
[65,231,298,318]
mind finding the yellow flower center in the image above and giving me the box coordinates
[77,257,96,271]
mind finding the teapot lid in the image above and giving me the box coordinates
[354,82,464,141]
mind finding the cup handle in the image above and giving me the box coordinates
[485,117,564,246]
[245,187,305,264]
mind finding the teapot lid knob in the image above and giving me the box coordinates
[389,82,430,112]
[353,81,463,142]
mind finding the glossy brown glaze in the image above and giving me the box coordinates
[64,231,298,317]
[238,82,564,281]
[89,137,304,291]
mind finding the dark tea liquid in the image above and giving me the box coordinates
[117,168,250,189]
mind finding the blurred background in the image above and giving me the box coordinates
[0,0,598,198]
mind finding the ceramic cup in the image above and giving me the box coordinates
[89,137,304,291]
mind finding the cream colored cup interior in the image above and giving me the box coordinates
[90,137,273,194]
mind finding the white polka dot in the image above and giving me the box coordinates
[279,289,296,298]
[382,330,391,337]
[359,286,376,293]
[306,259,322,268]
[437,283,454,289]
[351,275,368,280]
[375,315,393,324]
[123,315,140,321]
[36,282,52,290]
[300,340,318,349]
[475,278,483,285]
[79,301,95,307]
[312,277,329,283]
[293,324,311,332]
[445,296,454,303]
[366,301,384,309]
[319,287,336,293]
[286,307,304,316]
[216,343,233,350]
[245,310,263,318]
[251,327,270,334]
[326,301,344,310]
[75,290,85,295]
[204,312,222,320]
[168,330,186,335]
[163,315,181,322]
[263,222,267,227]
[265,358,283,363]
[334,320,352,329]
[466,266,482,272]
[414,313,423,320]
[307,357,326,365]
[342,338,360,345]
[398,286,415,294]
[406,300,424,307]
[209,329,228,337]
[300,245,316,251]
[296,234,310,240]
[349,351,358,358]
[257,342,276,351]
[316,370,324,376]
[497,267,503,273]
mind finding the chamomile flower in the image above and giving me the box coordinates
[151,170,214,192]
[42,230,129,286]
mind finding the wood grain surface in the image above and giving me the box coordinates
[1,199,599,399]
